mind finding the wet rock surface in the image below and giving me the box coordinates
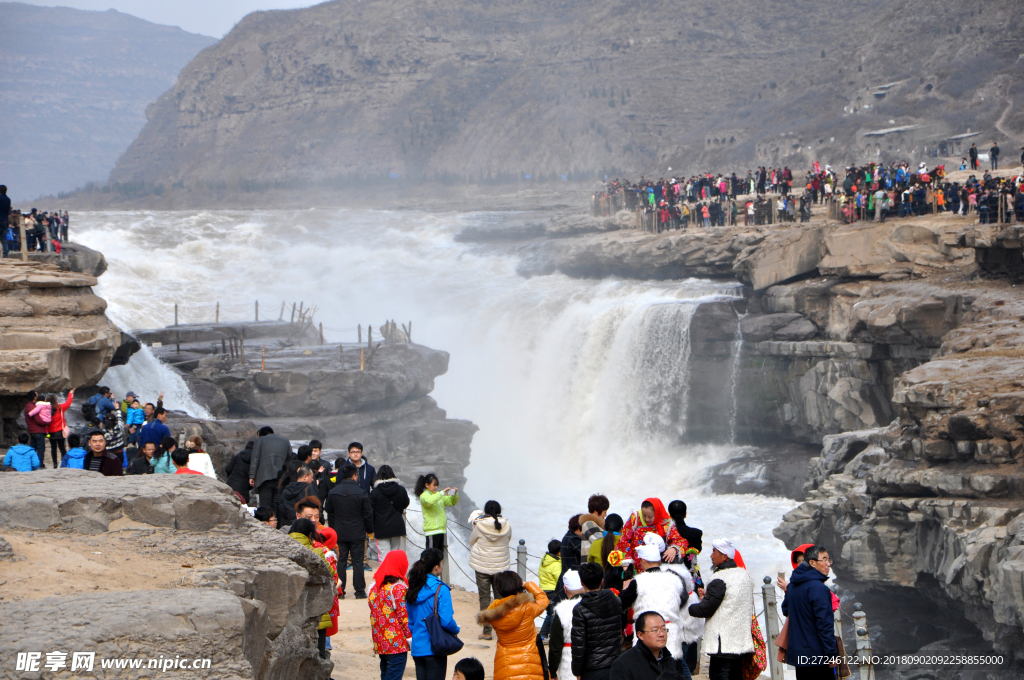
[0,472,333,680]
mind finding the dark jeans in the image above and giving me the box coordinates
[475,571,496,634]
[683,641,698,673]
[425,533,445,551]
[795,665,835,680]
[317,629,327,658]
[379,653,407,680]
[413,655,447,680]
[708,654,743,680]
[29,433,47,468]
[539,590,556,637]
[337,539,366,594]
[49,435,66,468]
[257,481,277,509]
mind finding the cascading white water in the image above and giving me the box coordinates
[74,209,797,583]
[728,311,747,445]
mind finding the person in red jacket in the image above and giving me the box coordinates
[23,390,49,468]
[45,390,74,469]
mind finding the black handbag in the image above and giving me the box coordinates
[424,585,464,656]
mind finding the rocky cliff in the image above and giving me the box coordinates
[134,320,478,494]
[105,0,1023,204]
[0,472,333,680]
[505,200,1024,658]
[0,246,136,442]
[1,2,216,200]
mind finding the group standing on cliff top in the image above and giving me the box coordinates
[0,186,70,258]
[593,153,1024,233]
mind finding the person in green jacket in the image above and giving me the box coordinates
[415,473,458,551]
[538,539,562,640]
[288,518,335,659]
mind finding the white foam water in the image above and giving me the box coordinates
[74,209,799,590]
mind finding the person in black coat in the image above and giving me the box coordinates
[368,464,409,558]
[224,441,254,504]
[277,465,319,529]
[781,546,837,676]
[667,500,702,554]
[571,563,622,679]
[324,463,373,598]
[608,612,690,680]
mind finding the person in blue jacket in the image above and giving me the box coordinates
[60,433,88,469]
[138,408,171,449]
[781,545,837,677]
[4,433,41,471]
[406,548,459,680]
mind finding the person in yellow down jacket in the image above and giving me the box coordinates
[538,540,562,640]
[416,473,459,551]
[477,572,549,680]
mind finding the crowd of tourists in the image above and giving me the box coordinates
[593,152,1024,230]
[7,386,216,477]
[0,185,70,257]
[227,427,844,680]
[4,400,847,680]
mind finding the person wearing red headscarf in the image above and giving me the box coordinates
[615,498,688,564]
[314,527,341,639]
[369,550,412,680]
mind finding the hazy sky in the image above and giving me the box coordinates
[18,0,320,37]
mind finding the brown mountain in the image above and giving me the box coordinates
[108,0,1024,197]
[0,2,216,201]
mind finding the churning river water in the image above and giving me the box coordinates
[74,208,800,588]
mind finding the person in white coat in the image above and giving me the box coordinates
[547,569,584,679]
[687,538,754,680]
[619,543,691,660]
[469,500,512,640]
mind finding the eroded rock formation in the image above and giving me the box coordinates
[134,321,478,493]
[0,471,333,680]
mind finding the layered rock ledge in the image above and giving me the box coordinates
[136,320,478,493]
[0,471,333,680]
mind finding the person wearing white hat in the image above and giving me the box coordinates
[548,569,584,680]
[619,543,691,663]
[687,539,754,680]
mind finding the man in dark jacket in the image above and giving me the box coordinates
[781,546,837,680]
[556,515,583,598]
[0,186,10,258]
[344,442,376,493]
[82,430,123,477]
[571,562,622,680]
[138,408,170,449]
[249,426,293,509]
[276,466,318,529]
[324,464,373,598]
[224,441,254,504]
[608,612,690,680]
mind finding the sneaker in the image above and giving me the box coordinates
[363,563,372,572]
[338,592,346,600]
[478,633,493,641]
[354,591,367,599]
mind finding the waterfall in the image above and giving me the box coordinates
[728,311,747,445]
